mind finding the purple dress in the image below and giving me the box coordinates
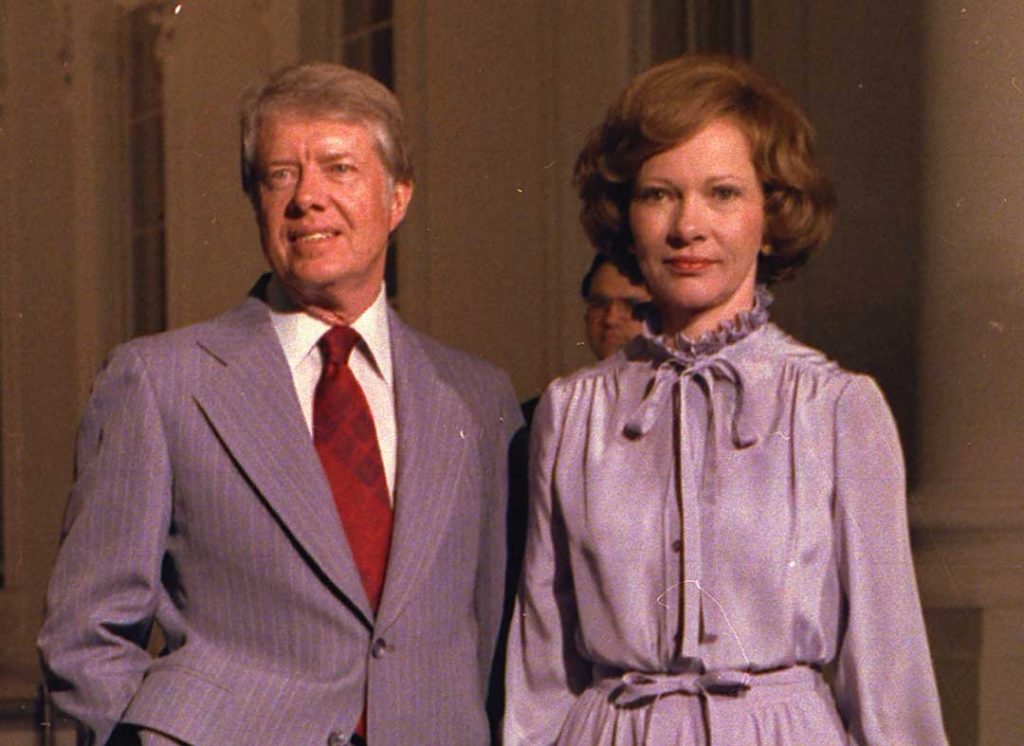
[503,294,947,745]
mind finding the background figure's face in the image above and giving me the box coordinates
[256,114,412,315]
[584,263,651,359]
[628,117,765,338]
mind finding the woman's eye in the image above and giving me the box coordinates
[711,185,741,201]
[634,186,671,203]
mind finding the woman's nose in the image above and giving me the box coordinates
[670,196,706,244]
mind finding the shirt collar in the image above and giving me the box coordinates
[266,276,393,385]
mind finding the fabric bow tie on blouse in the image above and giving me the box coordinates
[622,290,769,661]
[314,325,393,614]
[623,354,756,448]
[624,284,772,446]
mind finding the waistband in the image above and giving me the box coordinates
[593,664,822,707]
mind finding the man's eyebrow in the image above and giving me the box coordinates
[316,146,357,160]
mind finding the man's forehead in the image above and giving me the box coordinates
[591,264,649,298]
[257,114,379,158]
[259,110,372,137]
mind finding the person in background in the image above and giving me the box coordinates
[38,62,520,746]
[581,253,652,361]
[504,54,947,745]
[522,254,651,428]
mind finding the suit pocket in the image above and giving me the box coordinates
[121,665,235,746]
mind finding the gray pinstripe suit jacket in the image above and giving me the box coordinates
[38,289,522,745]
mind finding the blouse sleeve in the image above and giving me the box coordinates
[831,376,948,745]
[503,383,592,745]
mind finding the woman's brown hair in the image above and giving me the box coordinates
[575,54,836,284]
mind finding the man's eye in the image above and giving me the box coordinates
[328,163,355,176]
[264,169,296,188]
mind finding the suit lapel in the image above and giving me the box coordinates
[191,297,373,622]
[376,312,472,628]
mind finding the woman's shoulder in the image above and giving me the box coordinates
[747,323,860,379]
[743,324,893,410]
[544,345,646,397]
[531,349,641,429]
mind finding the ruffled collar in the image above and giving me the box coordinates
[633,286,772,368]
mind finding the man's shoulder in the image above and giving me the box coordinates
[390,315,520,423]
[392,315,509,388]
[117,296,268,356]
[94,297,271,393]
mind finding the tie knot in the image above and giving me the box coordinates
[319,326,361,368]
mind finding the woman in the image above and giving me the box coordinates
[503,55,947,745]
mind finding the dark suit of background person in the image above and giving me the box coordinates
[37,63,521,746]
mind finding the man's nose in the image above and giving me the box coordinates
[291,168,327,211]
[604,300,633,323]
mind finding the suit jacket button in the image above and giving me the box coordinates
[327,730,350,746]
[371,638,388,659]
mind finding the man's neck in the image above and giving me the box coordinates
[267,275,382,326]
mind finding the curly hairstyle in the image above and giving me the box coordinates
[574,54,835,284]
[239,62,413,205]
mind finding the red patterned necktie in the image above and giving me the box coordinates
[314,326,393,613]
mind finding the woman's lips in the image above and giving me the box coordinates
[664,257,716,273]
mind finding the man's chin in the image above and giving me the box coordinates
[600,336,627,357]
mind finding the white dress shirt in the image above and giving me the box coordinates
[266,278,397,500]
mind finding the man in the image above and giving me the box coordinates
[38,63,521,746]
[580,253,651,360]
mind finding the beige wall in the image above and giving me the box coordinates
[161,1,299,328]
[395,1,638,401]
[914,5,1024,742]
[1,1,1021,744]
[1,0,122,707]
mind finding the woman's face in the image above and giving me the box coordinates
[629,117,765,338]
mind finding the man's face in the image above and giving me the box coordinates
[584,263,651,359]
[255,114,412,317]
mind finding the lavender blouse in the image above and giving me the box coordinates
[504,295,947,745]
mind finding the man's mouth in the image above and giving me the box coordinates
[289,230,340,243]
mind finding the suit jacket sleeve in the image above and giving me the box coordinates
[474,371,523,700]
[38,344,171,745]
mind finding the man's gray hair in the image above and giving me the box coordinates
[239,62,413,202]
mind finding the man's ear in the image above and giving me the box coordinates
[389,180,414,232]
